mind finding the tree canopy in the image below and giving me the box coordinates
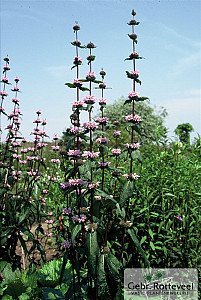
[95,97,168,146]
[174,122,194,144]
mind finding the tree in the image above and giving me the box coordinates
[174,123,194,145]
[95,96,168,147]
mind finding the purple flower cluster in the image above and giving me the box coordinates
[98,161,111,168]
[50,158,60,164]
[128,91,139,99]
[127,70,139,79]
[72,100,84,108]
[83,122,98,130]
[60,178,88,189]
[73,79,83,87]
[86,71,96,81]
[125,114,142,123]
[62,207,73,215]
[124,143,140,150]
[111,148,121,155]
[72,214,87,223]
[82,151,100,159]
[123,173,140,180]
[67,149,81,157]
[73,56,82,65]
[99,98,107,105]
[70,126,83,134]
[113,130,121,137]
[96,137,110,144]
[96,117,109,125]
[83,95,97,104]
[62,239,77,249]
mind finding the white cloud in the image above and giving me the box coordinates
[45,65,69,78]
[165,90,201,140]
[171,51,201,74]
[156,23,201,48]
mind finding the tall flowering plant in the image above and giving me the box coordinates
[0,58,57,269]
[118,9,149,262]
[58,12,149,299]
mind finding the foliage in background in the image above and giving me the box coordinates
[175,122,194,145]
[95,96,168,147]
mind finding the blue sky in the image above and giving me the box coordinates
[0,0,200,142]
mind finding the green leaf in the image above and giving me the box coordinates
[85,231,99,278]
[18,293,30,300]
[40,287,65,299]
[136,96,149,102]
[131,149,142,163]
[120,181,135,205]
[64,82,76,88]
[18,234,28,256]
[1,263,21,283]
[2,295,13,300]
[135,78,142,85]
[140,236,147,245]
[123,99,132,105]
[148,229,154,239]
[36,242,46,262]
[105,253,122,281]
[4,278,27,298]
[79,86,90,91]
[127,229,149,267]
[116,203,125,218]
[18,227,34,240]
[96,189,117,208]
[71,224,81,243]
[18,206,32,225]
[150,241,155,251]
[0,261,7,273]
[97,254,110,298]
[59,251,69,287]
[38,259,63,288]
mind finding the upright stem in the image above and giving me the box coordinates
[130,17,136,174]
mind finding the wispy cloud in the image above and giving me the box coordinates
[0,8,51,27]
[45,65,69,78]
[171,51,201,74]
[156,22,201,48]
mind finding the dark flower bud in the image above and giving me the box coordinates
[87,55,95,62]
[73,40,81,47]
[100,70,106,76]
[87,42,95,48]
[70,113,78,120]
[111,171,122,177]
[128,33,137,40]
[73,24,80,31]
[4,57,9,63]
[131,9,136,16]
[99,82,106,89]
[129,51,139,59]
[128,19,138,25]
[113,121,120,126]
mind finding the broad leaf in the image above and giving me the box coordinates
[127,229,150,267]
[97,254,110,298]
[71,224,81,243]
[119,181,135,205]
[85,231,99,278]
[105,253,122,281]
